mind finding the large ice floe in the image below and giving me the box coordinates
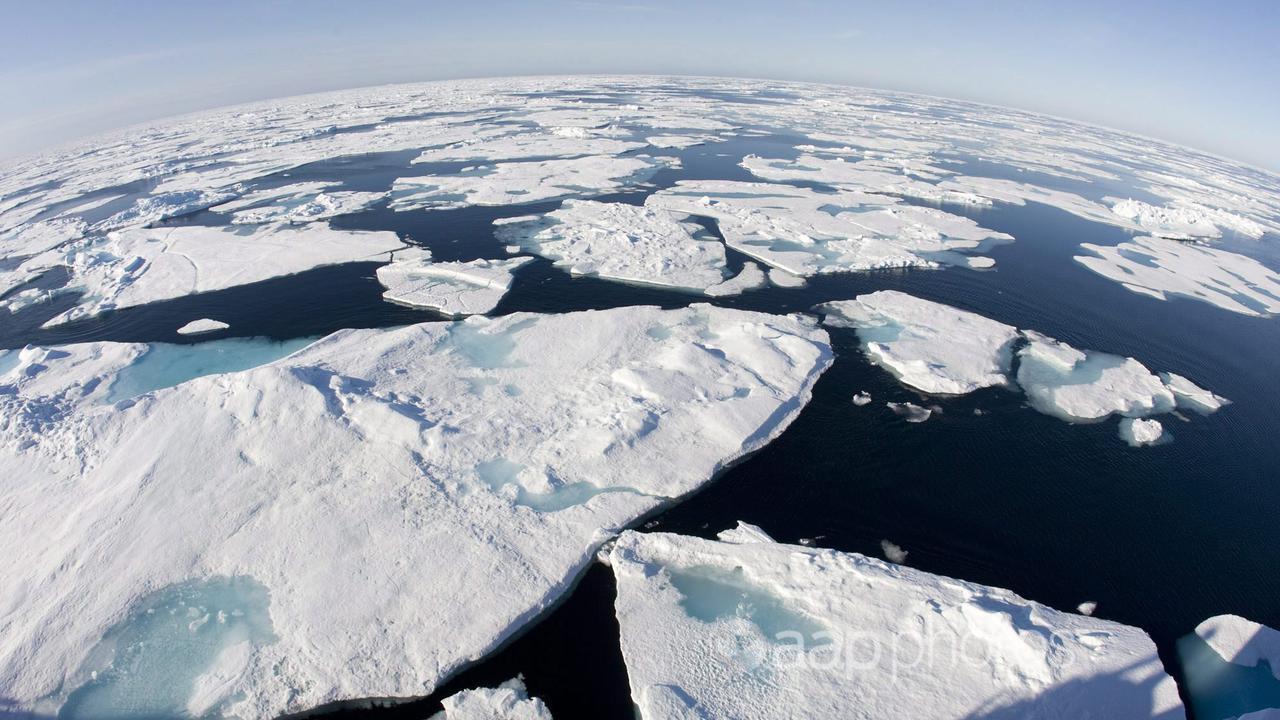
[493,200,741,294]
[389,155,674,211]
[0,305,831,718]
[607,528,1185,719]
[646,180,1010,274]
[1075,236,1280,317]
[817,290,1227,442]
[40,222,403,325]
[376,247,534,315]
[211,182,387,225]
[1178,615,1280,720]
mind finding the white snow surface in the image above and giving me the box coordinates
[429,677,553,720]
[1195,615,1280,681]
[376,248,533,315]
[390,155,673,211]
[816,290,1020,394]
[647,180,1010,274]
[0,305,832,718]
[609,530,1184,720]
[493,200,732,293]
[176,319,230,335]
[1075,236,1280,317]
[43,223,403,325]
[1119,417,1166,447]
[214,183,387,225]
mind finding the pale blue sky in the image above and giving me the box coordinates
[2,0,1277,170]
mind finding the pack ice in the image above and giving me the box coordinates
[1075,236,1280,317]
[0,305,831,718]
[817,290,1227,442]
[1179,615,1280,720]
[376,247,534,315]
[429,677,553,720]
[41,223,403,325]
[607,528,1185,719]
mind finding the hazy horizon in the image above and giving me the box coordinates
[3,0,1277,171]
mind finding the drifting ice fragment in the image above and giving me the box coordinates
[177,318,230,336]
[376,248,534,316]
[880,539,908,563]
[1179,615,1280,720]
[887,401,934,423]
[1119,417,1166,447]
[851,391,872,406]
[428,677,553,720]
[1017,331,1175,422]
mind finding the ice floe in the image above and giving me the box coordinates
[429,677,553,720]
[887,401,936,423]
[851,391,872,406]
[705,262,767,297]
[647,180,1009,274]
[212,182,386,225]
[376,247,534,315]
[818,292,1227,442]
[1196,615,1280,679]
[816,290,1020,394]
[176,318,230,335]
[413,131,645,162]
[42,223,403,325]
[390,155,673,212]
[0,305,831,718]
[1075,236,1280,317]
[493,200,732,293]
[1016,331,1176,423]
[1179,615,1280,720]
[608,530,1184,719]
[1119,418,1166,447]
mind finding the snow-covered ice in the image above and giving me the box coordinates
[1119,417,1166,447]
[1161,372,1231,414]
[0,305,831,718]
[390,155,673,211]
[1195,615,1280,680]
[493,200,733,293]
[1179,615,1280,720]
[1075,236,1280,317]
[880,539,908,563]
[887,401,936,423]
[704,262,767,297]
[429,677,553,720]
[376,247,534,316]
[43,223,403,325]
[413,131,645,162]
[1017,331,1176,423]
[648,181,1010,274]
[212,182,386,225]
[176,318,230,335]
[851,391,872,406]
[1109,198,1265,240]
[608,530,1184,720]
[816,290,1020,394]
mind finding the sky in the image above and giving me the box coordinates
[2,0,1277,170]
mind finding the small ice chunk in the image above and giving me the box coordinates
[1119,417,1166,447]
[851,391,872,406]
[376,252,534,316]
[429,677,553,720]
[717,521,775,545]
[767,268,806,288]
[1077,601,1098,616]
[818,290,1019,395]
[880,539,908,564]
[176,319,230,336]
[887,401,933,423]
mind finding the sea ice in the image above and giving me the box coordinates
[887,401,935,423]
[376,248,534,315]
[851,391,872,406]
[880,539,908,563]
[608,530,1184,719]
[1017,331,1175,422]
[390,155,673,211]
[1196,615,1280,679]
[1109,198,1264,240]
[1179,616,1280,720]
[43,222,403,325]
[429,677,553,720]
[413,131,645,162]
[704,262,766,297]
[816,290,1020,394]
[104,336,317,403]
[177,318,231,335]
[647,180,1009,275]
[95,189,237,232]
[0,305,832,718]
[1161,372,1231,414]
[1119,417,1166,447]
[213,182,386,225]
[493,200,732,293]
[1075,236,1280,317]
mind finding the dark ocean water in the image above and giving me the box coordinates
[4,125,1278,720]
